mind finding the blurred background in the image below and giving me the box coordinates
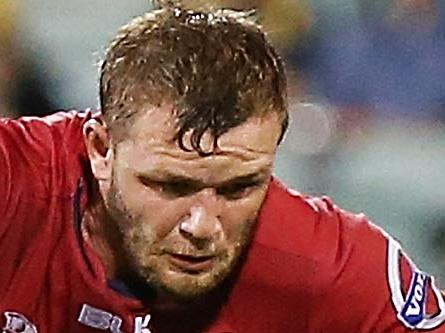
[1,0,444,284]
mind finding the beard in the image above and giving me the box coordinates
[105,179,256,301]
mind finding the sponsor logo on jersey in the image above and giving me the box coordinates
[134,315,151,333]
[78,304,151,333]
[400,271,428,326]
[387,237,445,329]
[2,312,38,333]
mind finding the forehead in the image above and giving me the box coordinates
[113,105,282,181]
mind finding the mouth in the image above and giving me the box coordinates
[166,253,216,273]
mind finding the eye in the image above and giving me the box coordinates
[216,181,261,200]
[138,176,199,197]
[162,181,199,197]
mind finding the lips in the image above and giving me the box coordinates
[166,253,216,272]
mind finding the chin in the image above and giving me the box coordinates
[163,273,224,300]
[161,270,228,300]
[137,257,235,301]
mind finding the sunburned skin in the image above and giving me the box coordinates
[83,104,282,305]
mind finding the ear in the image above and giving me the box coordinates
[83,118,113,180]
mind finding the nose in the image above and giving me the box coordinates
[179,205,223,245]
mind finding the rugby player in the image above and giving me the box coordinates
[0,1,444,332]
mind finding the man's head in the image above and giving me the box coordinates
[85,2,288,301]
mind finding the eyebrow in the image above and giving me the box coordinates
[137,168,270,188]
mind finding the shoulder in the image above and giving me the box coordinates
[0,109,94,157]
[0,111,97,293]
[257,177,391,294]
[253,179,383,327]
[255,177,381,262]
[253,178,445,332]
[0,109,95,200]
[0,109,94,132]
[0,109,95,161]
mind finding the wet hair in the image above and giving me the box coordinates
[100,0,288,155]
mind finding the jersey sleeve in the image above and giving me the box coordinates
[309,197,445,332]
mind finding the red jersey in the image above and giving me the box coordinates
[0,111,444,333]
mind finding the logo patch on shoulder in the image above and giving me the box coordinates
[387,237,445,330]
[400,271,429,326]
